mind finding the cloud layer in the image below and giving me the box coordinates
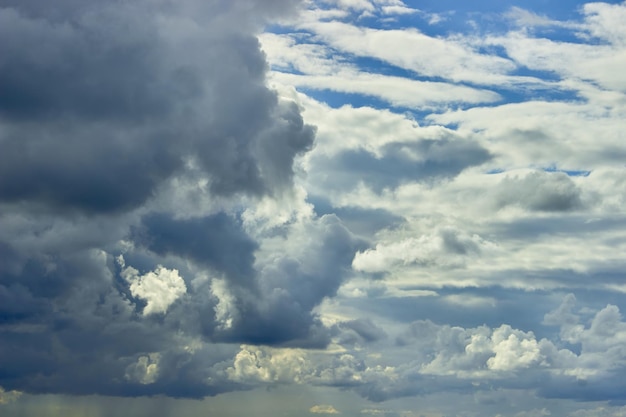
[2,0,626,416]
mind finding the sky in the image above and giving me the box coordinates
[1,0,626,416]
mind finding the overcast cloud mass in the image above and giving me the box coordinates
[1,0,626,416]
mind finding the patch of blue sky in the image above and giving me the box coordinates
[296,85,494,123]
[349,55,430,81]
[355,8,492,36]
[264,23,298,35]
[298,90,447,126]
[391,0,620,41]
[297,87,393,109]
[482,83,582,107]
[543,166,591,176]
[525,26,593,45]
[488,168,591,177]
[404,0,587,20]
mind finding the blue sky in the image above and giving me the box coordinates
[1,0,626,416]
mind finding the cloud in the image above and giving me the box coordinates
[131,212,259,290]
[353,226,491,273]
[270,71,501,109]
[339,318,388,343]
[227,345,311,384]
[125,354,161,385]
[310,404,341,414]
[0,0,330,401]
[493,171,583,212]
[118,257,187,316]
[294,18,515,84]
[3,0,626,414]
[309,138,491,194]
[0,1,314,214]
[0,387,22,405]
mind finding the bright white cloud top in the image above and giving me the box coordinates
[0,1,625,416]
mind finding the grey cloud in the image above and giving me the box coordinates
[0,0,330,401]
[0,0,314,213]
[339,318,388,343]
[0,243,242,398]
[225,215,367,347]
[129,212,365,347]
[310,195,406,237]
[486,214,626,241]
[132,212,259,289]
[310,138,491,192]
[494,171,583,212]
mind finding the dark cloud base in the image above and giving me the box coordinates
[0,0,336,400]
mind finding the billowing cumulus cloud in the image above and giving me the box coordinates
[0,0,332,402]
[118,257,187,316]
[0,0,314,214]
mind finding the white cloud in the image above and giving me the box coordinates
[411,322,554,377]
[581,2,626,46]
[227,345,311,384]
[352,226,492,272]
[295,20,516,84]
[260,33,501,109]
[118,256,187,315]
[211,278,236,330]
[544,294,626,378]
[125,353,161,385]
[272,71,500,108]
[505,6,575,29]
[310,404,341,414]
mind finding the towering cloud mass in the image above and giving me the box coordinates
[0,0,336,399]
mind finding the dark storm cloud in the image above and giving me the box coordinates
[311,138,491,192]
[129,212,365,348]
[0,0,314,213]
[218,215,367,347]
[0,0,330,401]
[132,213,259,288]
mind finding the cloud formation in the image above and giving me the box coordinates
[0,0,335,401]
[2,0,626,416]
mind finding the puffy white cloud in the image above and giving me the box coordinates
[125,353,161,385]
[486,326,545,372]
[227,345,311,384]
[402,322,553,378]
[118,256,187,316]
[544,294,626,378]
